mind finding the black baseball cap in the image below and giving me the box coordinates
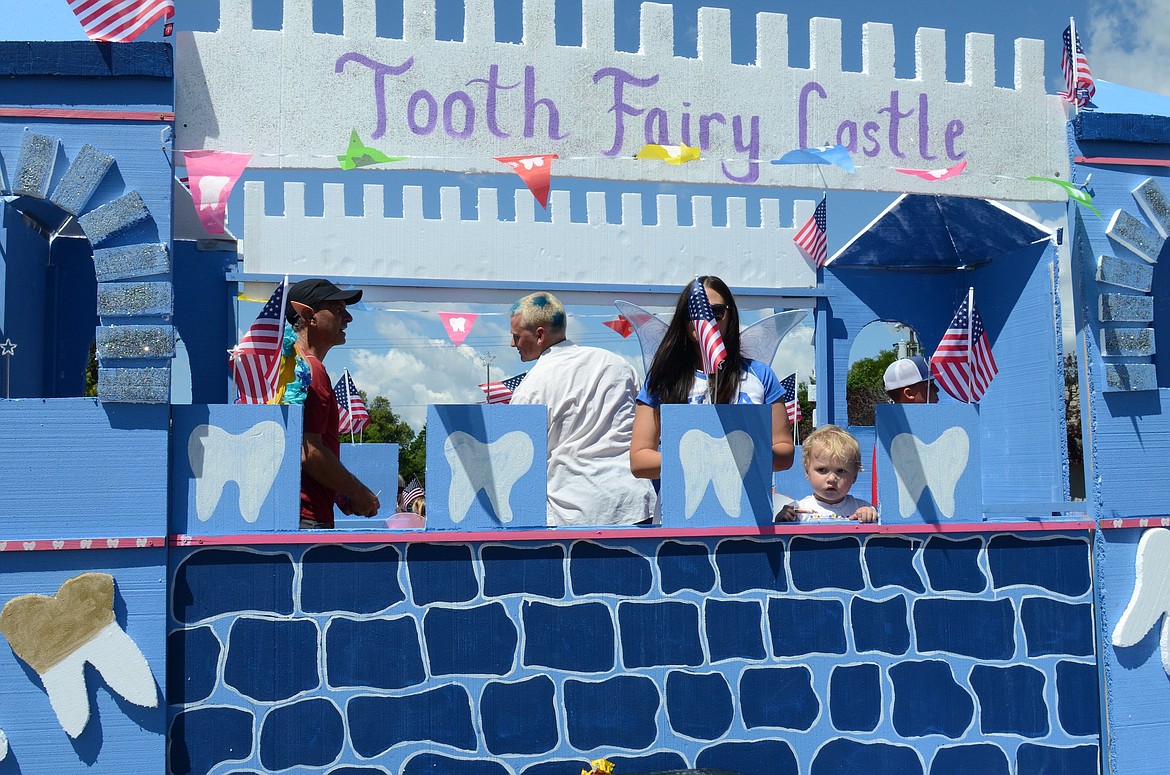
[286,278,363,323]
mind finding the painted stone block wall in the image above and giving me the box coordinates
[168,532,1098,775]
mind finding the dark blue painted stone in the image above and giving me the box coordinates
[696,739,798,775]
[913,598,1015,660]
[402,754,510,775]
[407,543,478,605]
[424,602,517,675]
[739,666,819,730]
[169,707,253,775]
[522,600,614,672]
[569,541,653,596]
[328,769,391,774]
[301,545,403,613]
[971,664,1049,737]
[606,753,689,773]
[889,660,974,738]
[481,675,558,755]
[325,616,425,690]
[929,744,1010,775]
[564,675,659,750]
[851,595,910,655]
[348,685,476,756]
[922,536,987,592]
[619,601,703,668]
[1021,598,1094,656]
[714,538,787,593]
[1056,660,1100,737]
[173,549,294,623]
[482,544,565,598]
[810,739,923,775]
[258,698,344,771]
[768,597,846,656]
[705,599,766,661]
[987,535,1090,596]
[223,617,319,703]
[789,536,864,591]
[666,671,734,739]
[1016,744,1099,775]
[166,625,220,704]
[657,540,716,594]
[830,664,881,731]
[864,536,925,592]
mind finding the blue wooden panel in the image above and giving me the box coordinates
[876,404,982,523]
[1097,527,1170,775]
[0,548,166,775]
[0,399,167,540]
[170,404,302,535]
[425,405,546,530]
[660,404,773,527]
[333,443,399,529]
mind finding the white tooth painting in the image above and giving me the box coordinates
[660,404,774,526]
[1112,528,1170,676]
[0,573,158,739]
[426,404,547,530]
[876,404,982,523]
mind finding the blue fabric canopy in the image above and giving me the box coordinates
[826,195,1053,270]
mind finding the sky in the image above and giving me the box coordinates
[4,0,1166,428]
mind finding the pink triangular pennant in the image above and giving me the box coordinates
[495,154,558,208]
[893,160,967,181]
[438,311,478,345]
[183,150,252,234]
[603,316,633,338]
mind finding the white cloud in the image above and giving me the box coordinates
[1089,0,1170,96]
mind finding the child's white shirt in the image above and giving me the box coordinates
[797,493,873,520]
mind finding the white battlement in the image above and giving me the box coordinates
[240,180,818,290]
[177,0,1068,201]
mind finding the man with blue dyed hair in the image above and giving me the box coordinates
[509,292,656,526]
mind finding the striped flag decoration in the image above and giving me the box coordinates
[687,279,727,376]
[401,477,425,509]
[780,373,802,424]
[1060,23,1096,108]
[480,373,527,404]
[67,0,175,43]
[794,197,828,268]
[334,369,371,435]
[930,289,999,403]
[230,279,288,404]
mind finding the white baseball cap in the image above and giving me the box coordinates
[883,356,931,391]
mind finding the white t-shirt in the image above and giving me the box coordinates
[796,493,874,520]
[510,340,656,526]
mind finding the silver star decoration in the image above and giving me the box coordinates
[0,339,15,356]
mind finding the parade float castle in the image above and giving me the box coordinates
[1,2,1168,773]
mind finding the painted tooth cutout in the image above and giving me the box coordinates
[188,421,285,523]
[679,429,755,518]
[889,427,969,518]
[444,431,534,523]
[1113,528,1170,676]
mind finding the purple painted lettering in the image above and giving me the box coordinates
[917,93,937,160]
[945,119,966,160]
[524,65,568,140]
[644,108,668,144]
[407,90,438,135]
[335,53,414,140]
[836,120,858,152]
[698,113,726,149]
[798,81,827,148]
[861,121,881,157]
[722,114,760,183]
[593,67,659,156]
[466,64,519,139]
[443,91,475,139]
[876,90,913,159]
[680,102,692,146]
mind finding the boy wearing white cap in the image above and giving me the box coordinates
[883,355,939,404]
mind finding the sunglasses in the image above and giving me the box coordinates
[710,303,728,321]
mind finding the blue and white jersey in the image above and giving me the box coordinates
[637,359,784,407]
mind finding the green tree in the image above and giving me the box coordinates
[85,341,97,397]
[846,347,898,426]
[348,392,424,484]
[795,381,814,442]
[401,426,426,486]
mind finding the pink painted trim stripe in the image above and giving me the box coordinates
[172,520,1096,547]
[1101,517,1170,530]
[0,107,174,121]
[0,537,164,552]
[1074,155,1170,167]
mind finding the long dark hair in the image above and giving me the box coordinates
[645,276,743,404]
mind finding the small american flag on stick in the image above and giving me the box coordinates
[930,289,999,403]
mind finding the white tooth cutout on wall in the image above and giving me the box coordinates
[1113,528,1170,676]
[444,431,534,523]
[188,421,285,522]
[890,427,969,518]
[679,429,755,518]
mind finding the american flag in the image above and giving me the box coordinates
[688,280,727,375]
[231,279,287,404]
[780,373,803,424]
[334,369,370,435]
[1060,24,1095,108]
[401,477,424,509]
[794,197,828,268]
[480,372,527,404]
[930,291,999,403]
[67,0,175,43]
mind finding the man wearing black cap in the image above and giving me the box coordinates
[286,278,381,527]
